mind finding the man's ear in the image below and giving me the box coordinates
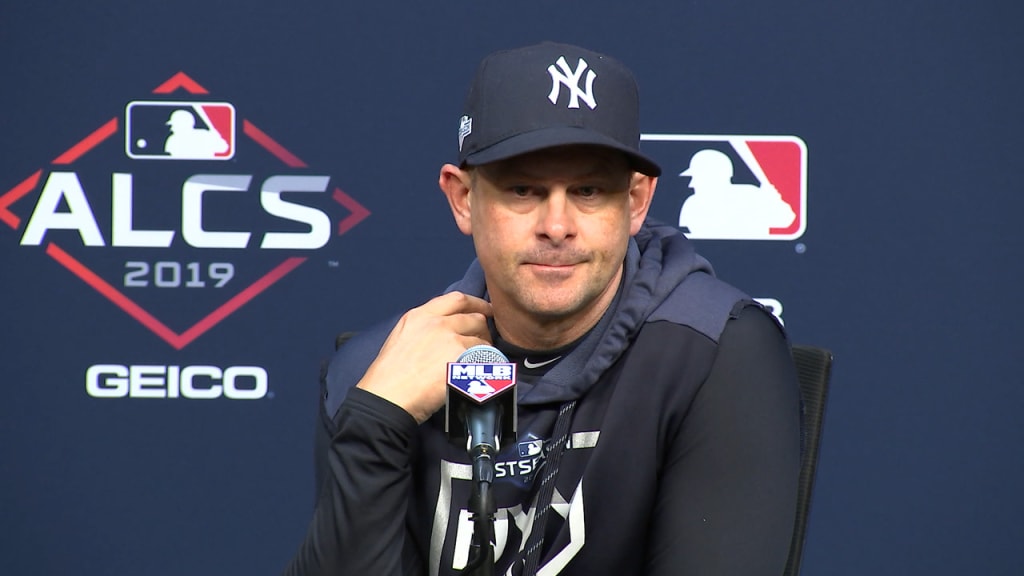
[629,173,657,235]
[439,163,473,236]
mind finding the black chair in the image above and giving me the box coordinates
[784,345,834,576]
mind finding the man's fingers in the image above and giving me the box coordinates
[447,311,492,339]
[456,334,493,354]
[419,291,492,317]
[358,296,493,424]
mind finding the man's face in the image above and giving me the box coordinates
[444,145,654,340]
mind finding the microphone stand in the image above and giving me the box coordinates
[457,396,504,576]
[460,444,496,575]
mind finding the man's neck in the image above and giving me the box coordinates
[492,312,593,351]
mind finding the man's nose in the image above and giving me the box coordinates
[537,190,575,243]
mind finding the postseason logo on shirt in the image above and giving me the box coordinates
[447,362,516,403]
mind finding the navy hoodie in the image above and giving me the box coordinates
[285,220,801,576]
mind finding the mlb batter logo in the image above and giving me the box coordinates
[641,134,807,240]
[517,439,544,458]
[125,101,236,160]
[447,362,516,403]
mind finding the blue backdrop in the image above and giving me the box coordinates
[2,1,1022,574]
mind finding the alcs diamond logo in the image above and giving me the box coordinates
[0,72,370,350]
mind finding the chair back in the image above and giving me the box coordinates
[784,344,834,576]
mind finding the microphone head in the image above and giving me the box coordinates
[448,345,516,404]
[446,344,518,446]
[457,344,509,364]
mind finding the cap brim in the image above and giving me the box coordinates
[462,126,662,177]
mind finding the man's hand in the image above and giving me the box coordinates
[357,292,493,424]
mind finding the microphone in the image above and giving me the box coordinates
[447,345,515,575]
[446,345,518,461]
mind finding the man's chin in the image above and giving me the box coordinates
[518,296,586,322]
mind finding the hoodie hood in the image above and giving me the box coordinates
[444,219,714,406]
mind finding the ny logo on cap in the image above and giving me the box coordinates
[547,56,597,110]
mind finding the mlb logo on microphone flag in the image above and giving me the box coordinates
[125,100,236,160]
[447,362,516,403]
[641,134,807,240]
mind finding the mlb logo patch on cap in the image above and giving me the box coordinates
[125,101,236,160]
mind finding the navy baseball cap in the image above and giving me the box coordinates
[456,42,661,177]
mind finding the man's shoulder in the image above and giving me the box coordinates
[322,314,402,419]
[645,271,752,344]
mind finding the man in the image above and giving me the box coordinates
[285,42,800,575]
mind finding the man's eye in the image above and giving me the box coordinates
[510,186,531,197]
[577,187,599,198]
